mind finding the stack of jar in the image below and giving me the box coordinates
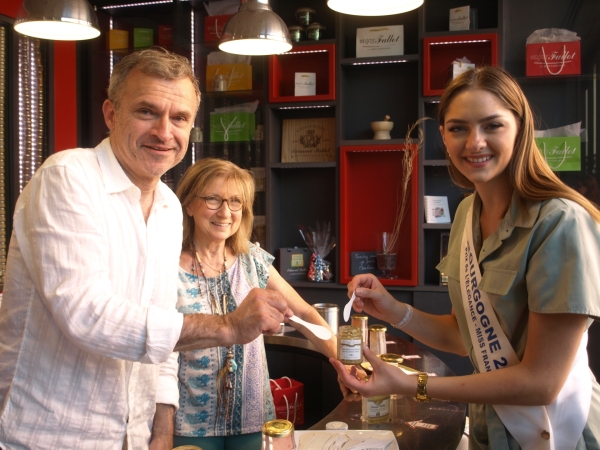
[288,7,326,43]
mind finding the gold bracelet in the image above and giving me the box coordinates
[414,372,430,402]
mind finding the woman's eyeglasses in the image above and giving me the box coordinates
[197,196,243,211]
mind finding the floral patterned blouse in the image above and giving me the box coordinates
[174,243,276,437]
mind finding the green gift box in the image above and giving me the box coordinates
[133,28,153,48]
[535,136,581,172]
[210,112,255,142]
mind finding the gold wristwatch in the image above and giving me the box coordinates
[414,372,430,402]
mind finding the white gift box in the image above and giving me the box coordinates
[356,25,404,58]
[449,6,470,31]
[294,72,316,96]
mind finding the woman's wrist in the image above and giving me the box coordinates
[391,303,413,329]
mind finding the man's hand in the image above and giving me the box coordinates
[225,288,291,345]
[177,288,291,351]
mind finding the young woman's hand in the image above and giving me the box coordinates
[330,345,415,398]
[347,274,402,323]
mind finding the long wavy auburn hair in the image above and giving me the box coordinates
[438,66,600,223]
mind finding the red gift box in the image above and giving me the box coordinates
[204,14,233,43]
[526,41,580,77]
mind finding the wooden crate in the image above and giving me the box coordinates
[281,118,336,163]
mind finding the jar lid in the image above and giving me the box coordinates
[369,324,387,332]
[313,303,339,311]
[351,314,368,321]
[306,22,326,30]
[262,419,294,437]
[296,7,316,14]
[288,25,304,31]
[380,353,404,365]
[326,421,349,430]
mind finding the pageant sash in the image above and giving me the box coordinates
[460,204,591,450]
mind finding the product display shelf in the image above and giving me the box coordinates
[339,144,419,286]
[339,53,420,66]
[269,43,336,103]
[423,32,499,96]
[423,0,500,33]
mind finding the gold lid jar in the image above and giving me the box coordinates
[369,324,387,356]
[351,314,369,345]
[337,325,363,365]
[380,353,404,366]
[361,375,390,424]
[261,419,295,450]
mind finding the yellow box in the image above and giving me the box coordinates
[206,64,252,92]
[106,29,128,50]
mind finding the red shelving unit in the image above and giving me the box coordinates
[339,144,419,286]
[269,43,336,103]
[423,33,498,96]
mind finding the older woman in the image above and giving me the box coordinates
[172,158,338,450]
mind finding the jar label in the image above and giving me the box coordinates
[367,397,390,418]
[339,338,362,360]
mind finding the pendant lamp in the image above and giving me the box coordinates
[219,0,292,56]
[14,0,101,41]
[328,0,423,16]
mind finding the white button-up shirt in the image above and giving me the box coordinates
[0,138,183,449]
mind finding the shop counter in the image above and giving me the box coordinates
[265,330,466,450]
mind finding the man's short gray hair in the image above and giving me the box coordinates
[108,47,200,110]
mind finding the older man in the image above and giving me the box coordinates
[0,48,288,450]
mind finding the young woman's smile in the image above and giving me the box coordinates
[440,89,519,192]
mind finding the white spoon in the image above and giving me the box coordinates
[288,315,332,340]
[343,291,357,322]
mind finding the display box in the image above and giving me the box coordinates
[449,6,470,31]
[133,28,153,48]
[526,41,580,77]
[294,73,316,96]
[281,118,335,163]
[158,25,173,47]
[340,145,419,286]
[277,248,311,281]
[269,44,336,103]
[204,14,233,43]
[423,33,498,96]
[356,25,403,58]
[206,63,252,92]
[210,112,255,142]
[106,29,128,50]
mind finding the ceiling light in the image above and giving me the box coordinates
[219,0,292,56]
[14,0,101,41]
[327,0,423,16]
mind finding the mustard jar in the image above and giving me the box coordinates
[369,324,387,356]
[361,375,391,424]
[337,325,363,365]
[261,419,296,450]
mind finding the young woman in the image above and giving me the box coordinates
[172,158,339,450]
[331,66,600,450]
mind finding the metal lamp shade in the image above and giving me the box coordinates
[14,0,100,41]
[219,0,292,56]
[327,0,424,16]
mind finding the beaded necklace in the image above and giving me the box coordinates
[192,247,237,424]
